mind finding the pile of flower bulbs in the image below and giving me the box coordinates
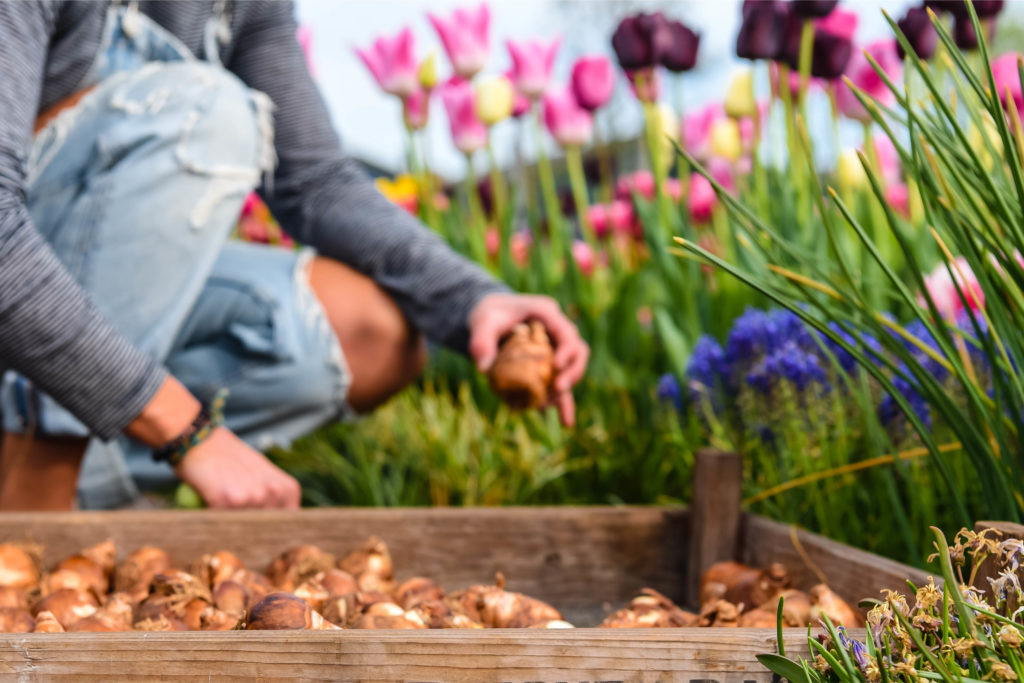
[600,560,863,629]
[0,538,570,633]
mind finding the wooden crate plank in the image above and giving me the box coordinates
[688,449,743,605]
[740,515,932,606]
[0,507,689,613]
[0,628,825,683]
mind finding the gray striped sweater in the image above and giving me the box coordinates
[0,1,505,440]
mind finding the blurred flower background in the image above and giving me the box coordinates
[227,0,1024,566]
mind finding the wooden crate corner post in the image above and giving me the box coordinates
[688,448,743,605]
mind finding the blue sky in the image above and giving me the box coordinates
[294,0,1014,180]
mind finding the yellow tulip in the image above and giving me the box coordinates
[474,76,514,127]
[653,103,678,173]
[418,52,438,91]
[724,68,756,119]
[837,149,867,190]
[709,118,742,162]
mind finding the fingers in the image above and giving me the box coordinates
[467,312,505,373]
[555,390,576,428]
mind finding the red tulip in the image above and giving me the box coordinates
[355,27,419,98]
[506,37,561,100]
[571,56,615,112]
[543,87,593,147]
[428,4,490,80]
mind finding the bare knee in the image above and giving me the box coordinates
[308,258,426,413]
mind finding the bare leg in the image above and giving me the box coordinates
[0,433,87,510]
[307,257,427,413]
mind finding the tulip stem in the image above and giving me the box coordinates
[486,140,507,225]
[797,18,814,108]
[566,145,596,246]
[674,74,690,204]
[595,113,614,205]
[463,153,488,264]
[532,106,566,264]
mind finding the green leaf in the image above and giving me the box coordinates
[757,654,813,683]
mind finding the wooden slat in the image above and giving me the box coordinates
[740,515,932,606]
[688,449,743,605]
[973,520,1024,602]
[0,628,827,682]
[0,507,689,621]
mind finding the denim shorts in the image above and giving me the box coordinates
[1,45,353,507]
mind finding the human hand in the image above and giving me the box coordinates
[467,292,589,426]
[175,427,301,509]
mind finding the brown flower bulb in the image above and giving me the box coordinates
[52,554,109,597]
[488,321,555,409]
[338,537,394,593]
[265,546,336,592]
[0,586,28,610]
[0,543,40,591]
[191,550,244,589]
[212,580,249,619]
[31,610,64,633]
[113,547,172,602]
[246,592,338,630]
[393,577,445,610]
[0,607,35,633]
[32,588,98,628]
[810,584,862,627]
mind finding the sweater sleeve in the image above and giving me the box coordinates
[227,2,508,353]
[0,2,167,440]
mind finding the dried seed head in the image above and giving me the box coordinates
[998,624,1023,648]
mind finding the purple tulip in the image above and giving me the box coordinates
[736,1,792,61]
[954,15,996,50]
[791,1,839,18]
[782,16,853,79]
[611,12,672,70]
[896,6,937,60]
[926,0,1003,18]
[570,55,615,112]
[661,20,701,72]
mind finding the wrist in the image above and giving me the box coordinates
[124,376,201,447]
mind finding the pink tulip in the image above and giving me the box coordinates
[706,157,736,193]
[571,55,615,112]
[543,87,593,147]
[572,240,595,276]
[297,26,317,77]
[684,102,723,161]
[688,174,716,224]
[868,135,900,184]
[355,27,419,98]
[992,52,1024,122]
[885,183,910,218]
[836,39,902,122]
[664,177,684,202]
[588,199,636,239]
[440,78,488,155]
[428,4,490,80]
[511,231,532,266]
[507,37,561,100]
[403,88,430,130]
[816,9,859,43]
[616,170,656,201]
[485,227,500,258]
[922,257,984,319]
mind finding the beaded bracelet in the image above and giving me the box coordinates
[151,389,228,468]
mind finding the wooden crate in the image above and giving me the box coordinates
[0,450,932,682]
